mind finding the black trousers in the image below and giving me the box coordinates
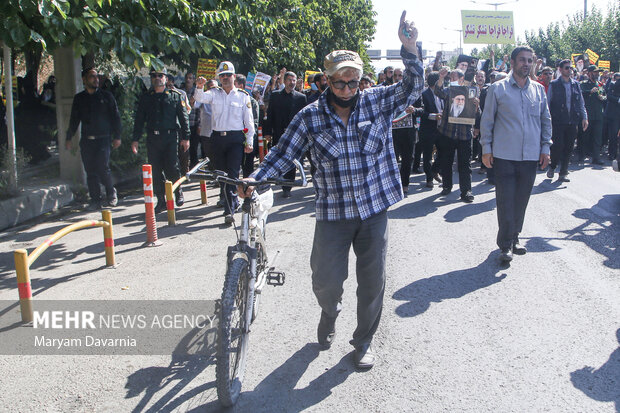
[582,119,604,161]
[550,123,577,176]
[493,158,537,250]
[412,140,422,170]
[188,125,200,168]
[392,127,416,187]
[211,131,244,214]
[437,135,472,195]
[418,128,441,183]
[200,135,215,170]
[79,137,115,202]
[146,132,180,201]
[606,116,620,159]
[242,135,259,178]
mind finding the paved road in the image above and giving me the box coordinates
[0,161,618,412]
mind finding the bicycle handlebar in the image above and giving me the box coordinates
[185,158,308,191]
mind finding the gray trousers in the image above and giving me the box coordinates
[310,210,388,348]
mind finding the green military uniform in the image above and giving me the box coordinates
[133,88,190,203]
[580,79,607,162]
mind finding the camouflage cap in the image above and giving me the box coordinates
[324,50,363,76]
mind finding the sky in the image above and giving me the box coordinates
[370,0,613,61]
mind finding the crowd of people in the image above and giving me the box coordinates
[3,9,617,371]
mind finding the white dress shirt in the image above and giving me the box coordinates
[194,86,255,146]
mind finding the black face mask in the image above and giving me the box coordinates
[328,88,359,108]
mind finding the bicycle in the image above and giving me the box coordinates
[185,158,307,406]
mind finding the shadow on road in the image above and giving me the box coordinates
[392,251,508,318]
[192,343,355,412]
[570,328,620,412]
[125,325,218,413]
[522,194,619,270]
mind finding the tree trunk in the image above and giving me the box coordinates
[24,47,42,90]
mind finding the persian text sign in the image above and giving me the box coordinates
[461,10,515,44]
[598,60,610,69]
[197,58,218,79]
[585,49,599,64]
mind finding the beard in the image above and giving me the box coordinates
[451,104,464,117]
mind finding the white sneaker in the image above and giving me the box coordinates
[613,159,619,172]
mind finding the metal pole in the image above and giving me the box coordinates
[584,0,587,18]
[3,43,18,192]
[15,249,33,323]
[101,210,116,267]
[165,180,176,226]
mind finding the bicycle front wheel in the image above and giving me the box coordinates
[216,257,250,406]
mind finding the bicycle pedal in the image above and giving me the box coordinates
[266,269,285,286]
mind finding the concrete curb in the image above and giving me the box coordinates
[0,183,74,231]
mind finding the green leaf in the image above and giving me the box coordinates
[38,0,55,17]
[29,30,47,49]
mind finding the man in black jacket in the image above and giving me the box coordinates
[418,71,443,188]
[263,71,307,197]
[66,67,122,209]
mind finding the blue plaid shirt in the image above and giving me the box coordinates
[252,47,424,221]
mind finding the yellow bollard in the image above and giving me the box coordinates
[200,180,208,205]
[14,249,33,323]
[101,210,116,267]
[165,180,176,226]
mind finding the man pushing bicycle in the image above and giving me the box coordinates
[239,11,424,369]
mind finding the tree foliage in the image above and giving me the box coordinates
[524,5,619,70]
[1,0,376,76]
[1,0,228,70]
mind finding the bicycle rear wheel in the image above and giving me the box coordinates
[216,257,250,406]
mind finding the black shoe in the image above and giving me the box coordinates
[558,175,570,183]
[175,188,184,207]
[317,311,337,349]
[592,159,605,165]
[281,190,292,199]
[107,189,118,207]
[512,242,527,255]
[546,167,555,179]
[353,343,376,369]
[499,248,513,262]
[460,191,474,203]
[216,199,224,208]
[412,168,421,174]
[440,187,451,195]
[154,202,166,214]
[433,173,442,183]
[425,181,434,188]
[224,214,234,225]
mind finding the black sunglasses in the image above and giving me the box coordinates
[219,73,233,78]
[331,80,360,90]
[561,66,571,70]
[150,73,164,78]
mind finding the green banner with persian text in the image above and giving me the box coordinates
[461,10,515,44]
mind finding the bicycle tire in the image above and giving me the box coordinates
[216,257,250,406]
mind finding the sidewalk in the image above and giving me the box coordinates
[0,150,142,232]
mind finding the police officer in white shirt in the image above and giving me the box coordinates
[195,61,255,225]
